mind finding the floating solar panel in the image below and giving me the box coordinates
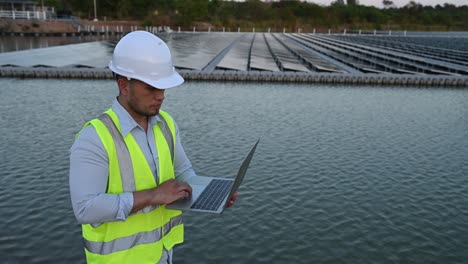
[161,33,239,70]
[216,34,254,71]
[264,34,310,72]
[250,33,280,72]
[0,41,113,68]
[282,34,355,73]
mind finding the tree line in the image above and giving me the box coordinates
[43,0,468,31]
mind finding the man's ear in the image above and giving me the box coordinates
[117,78,129,96]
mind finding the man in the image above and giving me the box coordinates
[69,31,236,264]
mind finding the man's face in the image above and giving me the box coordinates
[125,79,165,117]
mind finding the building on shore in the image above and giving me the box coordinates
[0,0,55,20]
[0,0,36,11]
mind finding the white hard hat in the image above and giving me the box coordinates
[109,31,183,89]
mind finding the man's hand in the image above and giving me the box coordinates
[226,192,238,208]
[131,179,192,214]
[150,179,192,205]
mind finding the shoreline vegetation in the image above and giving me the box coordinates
[1,0,467,33]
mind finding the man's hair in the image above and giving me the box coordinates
[114,73,125,81]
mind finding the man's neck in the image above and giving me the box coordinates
[134,115,149,132]
[117,96,149,132]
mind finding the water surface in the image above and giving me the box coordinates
[0,79,467,263]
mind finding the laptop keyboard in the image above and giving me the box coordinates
[191,179,233,211]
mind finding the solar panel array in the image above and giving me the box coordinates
[0,32,467,79]
[273,34,346,73]
[290,34,467,75]
[332,35,468,68]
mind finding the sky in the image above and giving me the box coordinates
[305,0,467,8]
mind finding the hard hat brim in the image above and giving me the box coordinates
[140,70,184,90]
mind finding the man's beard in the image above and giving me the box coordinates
[128,98,159,117]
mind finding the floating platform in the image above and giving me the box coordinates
[1,32,467,87]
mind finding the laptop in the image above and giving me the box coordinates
[166,138,259,214]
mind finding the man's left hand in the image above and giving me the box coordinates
[227,192,238,208]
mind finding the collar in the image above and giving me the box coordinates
[111,98,162,137]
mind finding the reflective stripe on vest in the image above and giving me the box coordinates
[80,109,183,263]
[158,114,174,164]
[98,113,136,192]
[84,215,183,255]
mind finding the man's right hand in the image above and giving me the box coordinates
[150,179,192,205]
[131,179,192,214]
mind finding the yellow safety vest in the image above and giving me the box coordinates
[79,108,183,264]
